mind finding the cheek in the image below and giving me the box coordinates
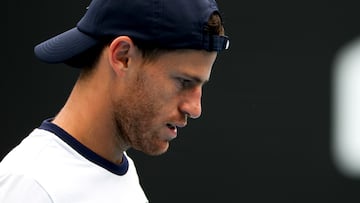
[136,68,180,114]
[146,76,176,103]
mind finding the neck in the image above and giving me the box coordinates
[52,66,128,165]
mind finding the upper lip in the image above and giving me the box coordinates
[167,121,187,129]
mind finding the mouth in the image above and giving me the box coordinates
[166,123,177,132]
[165,121,186,140]
[165,123,178,140]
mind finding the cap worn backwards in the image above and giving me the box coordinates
[34,0,229,64]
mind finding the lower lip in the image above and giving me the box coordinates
[167,127,177,139]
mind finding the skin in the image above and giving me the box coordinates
[52,36,217,165]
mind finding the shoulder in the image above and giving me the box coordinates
[0,128,82,181]
[0,129,57,172]
[0,171,53,202]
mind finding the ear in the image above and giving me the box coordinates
[108,36,135,75]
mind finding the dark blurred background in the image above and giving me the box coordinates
[4,1,360,202]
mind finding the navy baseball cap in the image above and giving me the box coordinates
[34,0,230,64]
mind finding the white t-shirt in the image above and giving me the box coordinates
[0,119,148,203]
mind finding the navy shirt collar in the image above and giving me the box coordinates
[39,118,129,176]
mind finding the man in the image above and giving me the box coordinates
[0,0,229,202]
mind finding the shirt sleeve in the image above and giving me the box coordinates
[0,173,53,203]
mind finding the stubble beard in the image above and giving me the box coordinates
[113,73,167,155]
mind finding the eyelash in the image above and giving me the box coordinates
[177,78,193,89]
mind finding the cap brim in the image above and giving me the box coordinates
[34,27,98,64]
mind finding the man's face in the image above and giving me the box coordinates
[114,49,217,155]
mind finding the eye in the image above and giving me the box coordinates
[177,77,193,89]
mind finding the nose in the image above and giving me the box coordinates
[179,87,202,119]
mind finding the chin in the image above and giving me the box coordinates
[143,142,170,156]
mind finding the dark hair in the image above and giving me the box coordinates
[64,37,113,69]
[66,12,225,71]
